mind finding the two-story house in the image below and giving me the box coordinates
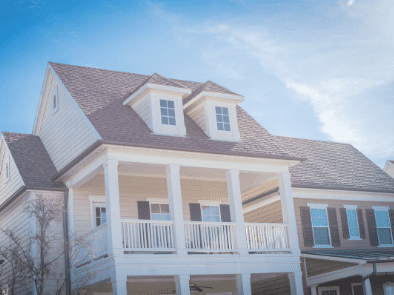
[1,62,394,295]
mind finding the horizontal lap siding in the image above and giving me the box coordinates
[294,197,394,250]
[39,72,99,171]
[187,105,206,131]
[0,146,24,206]
[252,274,291,295]
[132,97,150,126]
[244,200,283,223]
[241,179,279,203]
[305,258,356,277]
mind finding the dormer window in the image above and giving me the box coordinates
[160,100,176,126]
[215,106,230,131]
[51,87,59,114]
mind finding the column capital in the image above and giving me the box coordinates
[225,168,239,178]
[165,164,180,173]
[103,158,118,168]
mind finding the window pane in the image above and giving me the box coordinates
[376,211,391,228]
[96,217,101,227]
[223,115,230,123]
[217,123,224,130]
[161,204,169,213]
[202,206,210,216]
[167,100,174,108]
[203,216,210,222]
[222,107,229,115]
[161,108,167,116]
[212,216,220,222]
[160,100,167,107]
[313,227,330,245]
[169,117,176,125]
[216,115,223,122]
[163,214,171,220]
[215,106,222,114]
[162,117,168,124]
[211,206,219,216]
[151,204,160,213]
[224,124,231,131]
[349,227,359,238]
[168,109,175,117]
[151,214,160,220]
[311,209,329,226]
[96,207,100,217]
[378,228,393,245]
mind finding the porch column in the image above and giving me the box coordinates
[166,164,187,256]
[175,274,190,295]
[363,278,373,295]
[310,285,318,295]
[278,172,301,256]
[226,169,248,256]
[288,271,304,295]
[236,273,251,295]
[104,158,123,257]
[112,274,127,295]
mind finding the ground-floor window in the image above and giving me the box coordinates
[384,283,394,295]
[319,286,340,295]
[351,283,363,295]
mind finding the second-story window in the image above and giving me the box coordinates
[160,99,176,126]
[95,205,106,227]
[215,106,230,131]
[374,208,393,246]
[151,203,170,220]
[344,205,360,239]
[310,208,331,246]
[202,205,221,222]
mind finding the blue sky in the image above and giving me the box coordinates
[0,0,393,168]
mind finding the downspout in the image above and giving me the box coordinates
[63,190,71,295]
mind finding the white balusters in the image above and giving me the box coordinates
[244,223,290,251]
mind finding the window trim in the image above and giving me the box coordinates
[351,283,362,295]
[199,200,222,223]
[318,286,340,295]
[307,203,333,248]
[215,106,231,132]
[343,205,361,240]
[51,86,59,114]
[373,206,394,247]
[384,283,394,295]
[160,99,177,127]
[89,195,106,229]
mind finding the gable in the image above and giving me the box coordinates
[33,65,101,171]
[0,136,25,206]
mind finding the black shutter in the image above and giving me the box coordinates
[189,203,202,221]
[138,201,150,220]
[389,210,394,241]
[327,207,341,247]
[300,206,314,247]
[357,209,366,239]
[220,204,231,222]
[366,209,379,246]
[340,208,350,239]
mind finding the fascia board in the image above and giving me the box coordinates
[384,161,394,173]
[123,84,148,106]
[292,187,394,201]
[183,91,244,110]
[33,65,51,135]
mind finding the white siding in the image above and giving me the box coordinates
[38,70,100,171]
[187,105,206,131]
[0,144,24,206]
[132,96,150,127]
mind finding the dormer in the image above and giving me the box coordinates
[123,73,191,137]
[183,81,244,141]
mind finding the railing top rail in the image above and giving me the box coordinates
[121,219,174,224]
[244,223,288,227]
[184,221,236,225]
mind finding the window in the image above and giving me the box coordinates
[374,207,393,246]
[344,205,360,239]
[202,205,221,222]
[160,99,176,126]
[95,205,106,227]
[215,106,230,131]
[384,283,394,295]
[151,203,170,220]
[309,204,331,247]
[351,283,363,295]
[318,287,340,295]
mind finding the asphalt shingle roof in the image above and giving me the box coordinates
[275,136,394,193]
[2,133,66,190]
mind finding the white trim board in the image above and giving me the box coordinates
[242,193,280,214]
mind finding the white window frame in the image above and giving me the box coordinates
[159,99,177,126]
[89,196,106,229]
[318,286,340,295]
[343,205,361,240]
[351,283,362,295]
[384,283,394,295]
[307,203,333,248]
[4,155,10,183]
[372,206,394,247]
[199,200,222,223]
[51,86,59,114]
[215,106,231,132]
[147,198,170,221]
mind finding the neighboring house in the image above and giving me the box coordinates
[0,62,393,295]
[384,160,394,179]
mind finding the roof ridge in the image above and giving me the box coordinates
[148,73,189,89]
[2,131,34,136]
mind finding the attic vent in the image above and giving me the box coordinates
[4,156,10,183]
[51,87,59,114]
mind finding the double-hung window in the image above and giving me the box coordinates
[215,106,230,131]
[94,205,107,227]
[201,205,221,222]
[373,207,393,246]
[309,204,331,247]
[160,99,176,126]
[151,203,170,220]
[344,205,360,240]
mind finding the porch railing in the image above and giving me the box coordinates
[121,219,175,251]
[77,223,108,265]
[184,221,237,252]
[245,223,290,251]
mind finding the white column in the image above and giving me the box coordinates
[175,275,190,295]
[278,172,301,256]
[288,271,304,295]
[166,164,187,256]
[104,158,123,257]
[236,273,252,295]
[310,285,318,295]
[112,274,127,295]
[364,278,373,295]
[226,169,248,256]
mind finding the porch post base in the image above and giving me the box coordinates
[288,271,304,295]
[310,285,318,295]
[236,273,251,295]
[363,278,373,295]
[175,274,190,295]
